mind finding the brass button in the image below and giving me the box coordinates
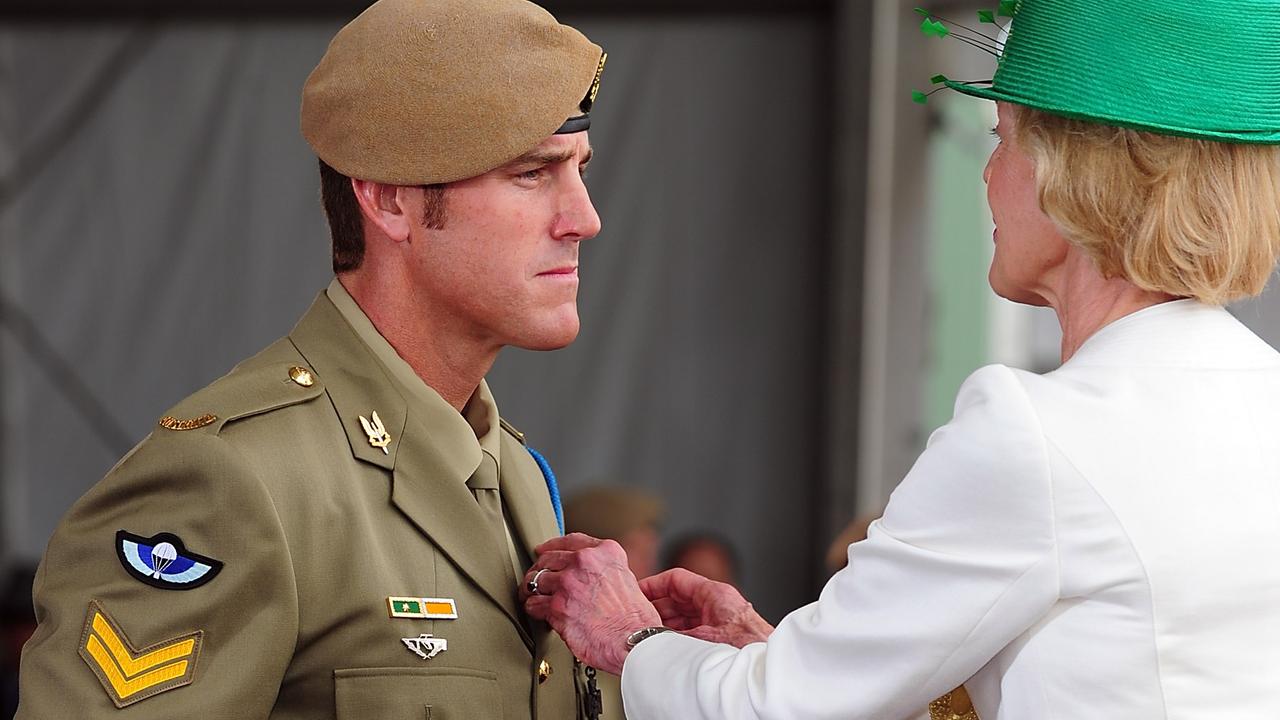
[537,659,552,684]
[288,366,315,387]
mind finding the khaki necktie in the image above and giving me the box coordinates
[465,452,522,590]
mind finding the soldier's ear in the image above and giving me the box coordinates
[351,178,414,244]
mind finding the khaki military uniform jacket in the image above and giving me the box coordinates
[17,290,585,720]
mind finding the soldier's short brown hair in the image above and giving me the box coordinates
[319,160,448,274]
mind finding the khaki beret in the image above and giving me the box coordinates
[564,486,664,542]
[301,0,605,185]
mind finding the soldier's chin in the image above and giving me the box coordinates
[516,315,580,351]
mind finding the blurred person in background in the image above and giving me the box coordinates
[521,1,1280,717]
[564,486,665,580]
[563,485,665,719]
[1,567,36,719]
[663,533,739,588]
[16,0,609,717]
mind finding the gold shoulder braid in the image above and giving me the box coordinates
[158,414,217,431]
[929,687,979,720]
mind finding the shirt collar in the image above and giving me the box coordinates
[462,378,504,477]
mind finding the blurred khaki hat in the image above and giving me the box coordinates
[564,486,664,541]
[301,0,606,185]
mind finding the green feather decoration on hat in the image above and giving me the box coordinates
[913,0,1280,144]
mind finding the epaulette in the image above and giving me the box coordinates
[499,417,527,445]
[156,355,324,435]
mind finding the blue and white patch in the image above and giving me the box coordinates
[115,531,223,591]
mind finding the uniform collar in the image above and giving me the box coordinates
[325,277,489,482]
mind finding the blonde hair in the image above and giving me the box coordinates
[1012,105,1280,305]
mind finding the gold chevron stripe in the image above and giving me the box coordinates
[92,612,195,677]
[86,635,189,698]
[78,601,202,708]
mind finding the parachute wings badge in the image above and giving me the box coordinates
[115,531,223,591]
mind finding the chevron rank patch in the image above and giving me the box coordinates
[387,596,458,619]
[78,600,203,708]
[116,530,223,591]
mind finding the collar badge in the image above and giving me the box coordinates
[359,410,392,454]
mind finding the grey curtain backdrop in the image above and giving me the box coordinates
[0,16,829,621]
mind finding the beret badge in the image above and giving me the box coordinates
[581,52,608,113]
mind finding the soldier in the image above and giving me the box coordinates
[16,0,607,717]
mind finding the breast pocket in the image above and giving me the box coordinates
[335,667,504,720]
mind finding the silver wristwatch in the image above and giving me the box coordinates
[625,626,674,649]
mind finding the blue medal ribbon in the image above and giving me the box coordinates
[525,446,564,535]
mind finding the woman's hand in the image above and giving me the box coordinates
[639,568,774,648]
[522,533,662,675]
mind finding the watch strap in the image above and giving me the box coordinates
[625,626,674,649]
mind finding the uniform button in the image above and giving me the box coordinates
[288,366,315,387]
[538,659,553,684]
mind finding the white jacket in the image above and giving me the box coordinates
[622,300,1280,719]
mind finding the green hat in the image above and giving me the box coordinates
[920,0,1280,144]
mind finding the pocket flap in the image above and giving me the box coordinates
[335,667,503,720]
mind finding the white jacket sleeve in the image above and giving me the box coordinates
[621,365,1059,720]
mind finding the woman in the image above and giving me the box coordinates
[521,0,1280,717]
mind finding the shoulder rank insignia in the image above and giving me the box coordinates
[116,531,223,591]
[158,414,217,431]
[78,600,203,707]
[359,410,392,454]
